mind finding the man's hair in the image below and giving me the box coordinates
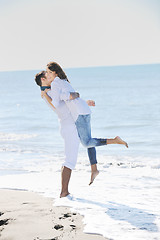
[35,71,46,86]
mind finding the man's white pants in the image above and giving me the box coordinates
[60,123,80,170]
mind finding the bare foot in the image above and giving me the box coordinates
[115,136,128,148]
[60,192,70,198]
[89,170,99,185]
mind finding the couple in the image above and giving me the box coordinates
[35,61,128,198]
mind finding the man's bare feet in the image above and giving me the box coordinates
[89,170,99,185]
[60,192,70,198]
[115,136,128,148]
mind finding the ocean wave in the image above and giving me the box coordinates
[0,132,37,141]
[0,145,50,154]
[102,123,150,130]
[90,155,160,170]
[0,168,30,176]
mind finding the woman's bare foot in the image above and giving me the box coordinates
[89,170,99,185]
[115,136,128,148]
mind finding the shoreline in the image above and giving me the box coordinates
[0,189,107,240]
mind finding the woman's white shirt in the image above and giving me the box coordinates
[50,77,91,122]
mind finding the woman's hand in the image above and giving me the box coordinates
[44,89,50,93]
[86,100,95,106]
[70,92,80,100]
[41,91,45,98]
[41,89,50,98]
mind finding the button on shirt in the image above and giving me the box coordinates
[49,77,91,122]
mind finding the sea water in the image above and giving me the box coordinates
[0,64,160,240]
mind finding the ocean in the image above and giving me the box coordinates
[0,64,160,240]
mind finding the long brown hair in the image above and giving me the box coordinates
[47,62,70,82]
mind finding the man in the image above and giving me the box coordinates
[35,71,95,198]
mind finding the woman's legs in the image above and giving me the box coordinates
[75,114,128,149]
[89,164,99,185]
[87,147,99,184]
[75,115,107,149]
[75,114,128,185]
[107,136,128,147]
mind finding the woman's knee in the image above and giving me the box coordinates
[81,140,91,148]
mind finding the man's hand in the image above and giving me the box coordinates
[70,92,80,100]
[86,100,95,106]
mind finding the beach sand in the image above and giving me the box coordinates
[0,189,107,240]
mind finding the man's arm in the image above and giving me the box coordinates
[41,89,79,107]
[42,89,95,108]
[60,91,95,106]
[70,92,80,100]
[60,91,80,101]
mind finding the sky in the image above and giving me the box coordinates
[0,0,160,71]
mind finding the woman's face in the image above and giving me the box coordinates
[46,67,57,82]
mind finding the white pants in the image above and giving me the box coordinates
[60,123,80,170]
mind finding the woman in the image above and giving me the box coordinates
[43,62,128,186]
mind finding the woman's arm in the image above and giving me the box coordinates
[41,90,56,109]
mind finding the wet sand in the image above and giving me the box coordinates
[0,189,107,240]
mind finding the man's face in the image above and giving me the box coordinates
[41,72,52,86]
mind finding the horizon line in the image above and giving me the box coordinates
[0,62,159,73]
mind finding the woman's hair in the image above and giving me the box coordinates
[47,62,70,82]
[35,71,46,86]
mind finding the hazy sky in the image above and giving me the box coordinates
[0,0,160,71]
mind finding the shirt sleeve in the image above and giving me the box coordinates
[60,91,70,101]
[49,81,61,108]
